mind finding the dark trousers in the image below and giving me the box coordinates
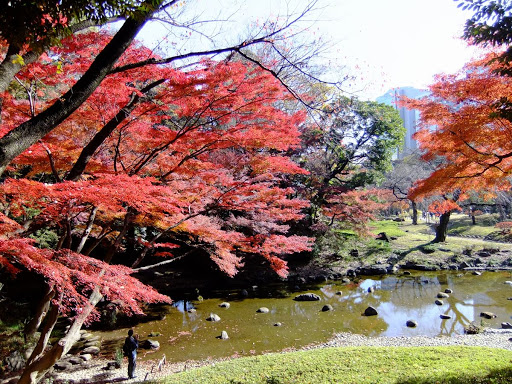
[128,352,136,378]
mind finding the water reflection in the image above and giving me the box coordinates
[96,271,512,363]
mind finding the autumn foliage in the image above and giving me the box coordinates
[0,29,313,323]
[401,51,512,205]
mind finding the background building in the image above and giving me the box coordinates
[377,86,429,159]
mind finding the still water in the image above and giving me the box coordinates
[96,271,512,362]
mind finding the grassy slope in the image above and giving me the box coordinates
[159,347,512,384]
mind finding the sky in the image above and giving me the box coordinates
[324,0,480,99]
[139,0,481,101]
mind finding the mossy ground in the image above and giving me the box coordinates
[158,346,512,384]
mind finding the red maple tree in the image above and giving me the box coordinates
[0,30,312,383]
[400,51,512,241]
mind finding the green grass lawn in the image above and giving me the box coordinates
[158,346,512,384]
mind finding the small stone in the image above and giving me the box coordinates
[364,306,378,316]
[143,339,160,350]
[80,354,92,361]
[501,322,512,329]
[403,271,411,276]
[84,340,101,348]
[321,304,334,312]
[440,314,452,320]
[187,308,196,313]
[437,292,450,298]
[206,313,221,322]
[472,271,482,276]
[335,291,343,295]
[274,322,282,327]
[218,331,229,340]
[68,357,83,365]
[406,320,417,328]
[79,332,92,340]
[505,281,512,285]
[219,302,230,309]
[368,286,375,293]
[444,289,453,294]
[342,278,351,284]
[435,299,444,306]
[81,346,100,355]
[480,312,497,319]
[54,361,73,370]
[148,332,161,337]
[256,307,270,313]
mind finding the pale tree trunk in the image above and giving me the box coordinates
[18,289,103,384]
[26,293,62,366]
[24,285,55,341]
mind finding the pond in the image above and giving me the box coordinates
[95,270,512,362]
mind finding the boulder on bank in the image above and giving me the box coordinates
[143,339,160,350]
[256,307,270,313]
[294,293,321,301]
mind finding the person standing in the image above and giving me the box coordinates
[123,329,139,379]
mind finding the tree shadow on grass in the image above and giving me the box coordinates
[396,366,512,384]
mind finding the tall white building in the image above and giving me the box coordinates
[376,87,429,159]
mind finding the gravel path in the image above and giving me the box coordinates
[47,329,512,384]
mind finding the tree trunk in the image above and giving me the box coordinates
[26,294,61,366]
[433,211,451,243]
[0,7,158,176]
[18,289,103,384]
[411,200,418,225]
[24,285,55,341]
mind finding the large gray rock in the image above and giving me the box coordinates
[502,322,512,329]
[293,293,321,301]
[4,351,25,372]
[81,346,100,355]
[363,306,378,316]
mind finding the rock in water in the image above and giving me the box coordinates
[206,313,221,322]
[363,306,378,316]
[293,293,321,301]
